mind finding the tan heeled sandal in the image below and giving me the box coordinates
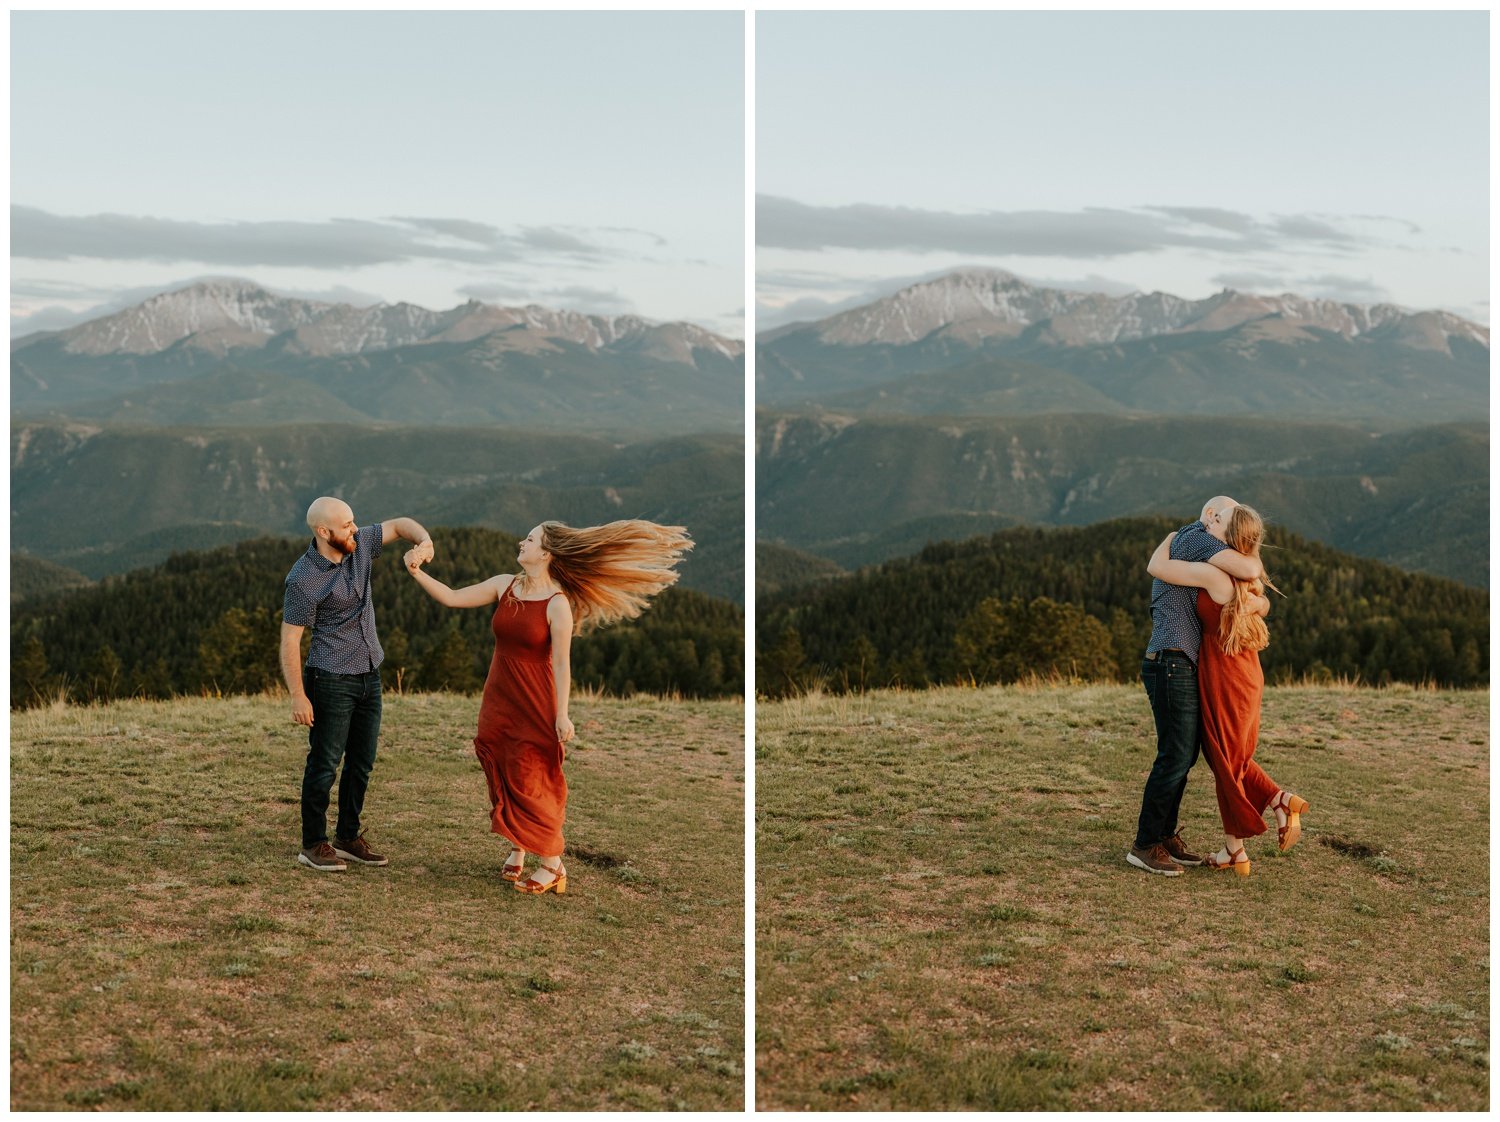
[1271,790,1309,852]
[501,849,526,882]
[1204,844,1251,877]
[515,862,567,895]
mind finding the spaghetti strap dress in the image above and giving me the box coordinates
[1195,589,1279,837]
[472,582,567,857]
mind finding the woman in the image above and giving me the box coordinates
[1147,505,1308,876]
[406,519,692,894]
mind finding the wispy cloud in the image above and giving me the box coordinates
[758,195,1380,259]
[1210,271,1290,292]
[456,281,635,315]
[1295,274,1391,303]
[12,205,657,269]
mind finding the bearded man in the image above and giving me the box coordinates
[280,496,433,872]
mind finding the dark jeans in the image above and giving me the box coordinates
[1135,652,1201,850]
[300,667,382,849]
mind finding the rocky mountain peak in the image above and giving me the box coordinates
[802,270,1488,355]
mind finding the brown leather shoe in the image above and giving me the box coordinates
[1126,843,1183,877]
[1162,830,1205,867]
[333,833,389,867]
[298,841,347,872]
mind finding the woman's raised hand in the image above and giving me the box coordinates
[405,540,433,573]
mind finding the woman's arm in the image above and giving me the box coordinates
[1245,579,1271,618]
[548,595,575,744]
[1148,534,1234,597]
[406,556,510,609]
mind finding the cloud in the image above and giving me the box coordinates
[546,285,634,313]
[1211,271,1289,292]
[757,194,1380,259]
[452,281,635,314]
[457,281,536,302]
[1295,274,1391,303]
[11,205,637,269]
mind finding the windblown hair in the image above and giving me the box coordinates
[1218,504,1276,656]
[537,519,693,634]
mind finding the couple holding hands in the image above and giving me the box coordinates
[1128,496,1310,878]
[280,496,689,893]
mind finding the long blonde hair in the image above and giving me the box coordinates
[1218,505,1273,656]
[538,519,693,633]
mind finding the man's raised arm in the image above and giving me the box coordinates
[381,517,431,547]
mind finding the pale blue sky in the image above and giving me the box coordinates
[12,11,744,336]
[757,11,1489,329]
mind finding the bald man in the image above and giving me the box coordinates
[280,497,433,872]
[1127,496,1263,877]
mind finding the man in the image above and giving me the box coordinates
[280,496,434,872]
[1127,495,1262,876]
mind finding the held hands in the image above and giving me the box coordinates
[405,538,435,574]
[556,715,575,744]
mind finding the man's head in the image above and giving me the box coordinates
[1201,495,1238,542]
[307,496,358,555]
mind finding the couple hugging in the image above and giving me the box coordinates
[278,496,689,894]
[1127,496,1309,878]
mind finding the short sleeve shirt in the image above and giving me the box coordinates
[1146,521,1229,664]
[283,524,385,673]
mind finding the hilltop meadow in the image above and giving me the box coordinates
[756,682,1488,1111]
[11,691,744,1111]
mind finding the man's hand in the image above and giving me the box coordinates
[292,695,314,726]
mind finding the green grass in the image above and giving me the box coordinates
[756,683,1488,1110]
[11,691,744,1110]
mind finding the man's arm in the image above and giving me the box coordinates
[381,517,430,547]
[1206,549,1263,580]
[280,623,313,726]
[1172,523,1263,580]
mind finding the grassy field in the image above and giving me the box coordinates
[11,691,744,1110]
[756,683,1488,1110]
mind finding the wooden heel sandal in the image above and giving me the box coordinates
[1272,791,1309,852]
[501,849,526,882]
[515,863,567,895]
[1205,845,1251,877]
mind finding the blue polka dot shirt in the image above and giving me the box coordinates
[283,524,385,673]
[1146,521,1229,664]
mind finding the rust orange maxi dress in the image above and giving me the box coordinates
[473,583,567,858]
[1195,589,1279,839]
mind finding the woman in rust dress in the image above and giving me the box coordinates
[1147,505,1308,876]
[407,519,691,894]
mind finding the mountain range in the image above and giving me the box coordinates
[11,421,744,601]
[757,412,1488,586]
[759,269,1488,422]
[12,279,744,435]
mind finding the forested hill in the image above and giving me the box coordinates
[756,518,1487,696]
[11,528,743,706]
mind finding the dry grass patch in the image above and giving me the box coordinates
[756,684,1487,1110]
[12,692,744,1110]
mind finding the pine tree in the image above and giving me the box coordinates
[12,634,50,709]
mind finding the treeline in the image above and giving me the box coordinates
[757,517,1488,696]
[11,528,743,708]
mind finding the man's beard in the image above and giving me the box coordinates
[331,532,357,555]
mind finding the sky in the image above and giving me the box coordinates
[10,11,744,338]
[756,11,1489,331]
